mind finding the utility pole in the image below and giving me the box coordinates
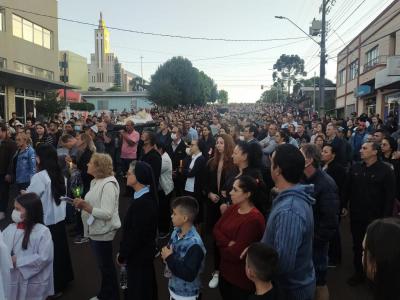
[313,72,316,112]
[62,52,68,118]
[140,56,144,86]
[319,0,327,118]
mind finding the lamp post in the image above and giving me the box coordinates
[275,12,326,116]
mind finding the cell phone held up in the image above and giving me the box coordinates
[60,196,74,205]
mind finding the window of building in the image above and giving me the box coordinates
[14,88,42,123]
[366,46,379,67]
[12,14,52,49]
[338,69,346,86]
[349,60,358,81]
[33,24,43,46]
[14,61,54,80]
[0,57,6,69]
[12,15,23,38]
[0,10,4,32]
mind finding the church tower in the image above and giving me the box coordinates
[94,12,110,69]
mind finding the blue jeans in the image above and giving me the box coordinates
[313,241,329,286]
[90,240,120,300]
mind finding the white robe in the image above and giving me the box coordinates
[0,231,12,300]
[2,223,54,300]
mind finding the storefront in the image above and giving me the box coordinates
[0,85,5,120]
[14,88,43,122]
[384,92,400,124]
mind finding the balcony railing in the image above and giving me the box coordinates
[363,55,388,73]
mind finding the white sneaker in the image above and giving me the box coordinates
[0,212,5,221]
[89,297,99,300]
[208,272,219,288]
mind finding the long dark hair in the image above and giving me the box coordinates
[364,218,400,300]
[208,134,235,172]
[236,140,262,169]
[236,175,267,215]
[16,193,44,250]
[36,144,66,205]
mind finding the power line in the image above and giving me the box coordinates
[330,0,368,34]
[3,5,307,43]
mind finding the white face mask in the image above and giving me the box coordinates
[239,135,245,141]
[171,133,177,140]
[185,147,191,156]
[11,209,23,224]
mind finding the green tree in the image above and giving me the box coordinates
[69,102,95,111]
[272,54,307,100]
[35,91,66,119]
[259,86,286,104]
[106,86,122,92]
[294,76,336,111]
[217,90,228,104]
[198,71,218,104]
[149,56,217,107]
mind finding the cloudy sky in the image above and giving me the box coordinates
[58,0,394,102]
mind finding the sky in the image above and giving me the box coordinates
[57,0,394,103]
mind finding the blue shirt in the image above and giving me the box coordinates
[133,186,150,199]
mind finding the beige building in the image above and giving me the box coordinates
[335,0,400,121]
[0,0,66,121]
[59,50,89,91]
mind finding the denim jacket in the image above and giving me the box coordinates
[14,146,36,184]
[168,226,206,297]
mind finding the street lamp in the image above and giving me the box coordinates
[274,14,326,116]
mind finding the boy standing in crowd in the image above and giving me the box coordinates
[246,243,279,300]
[161,196,206,300]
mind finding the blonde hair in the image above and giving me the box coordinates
[90,153,114,178]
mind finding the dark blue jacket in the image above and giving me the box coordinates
[304,169,340,243]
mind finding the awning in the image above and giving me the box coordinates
[0,68,78,90]
[58,89,82,102]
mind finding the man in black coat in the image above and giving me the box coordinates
[0,125,17,220]
[167,126,187,196]
[140,130,162,189]
[301,143,339,299]
[326,123,347,167]
[345,141,396,286]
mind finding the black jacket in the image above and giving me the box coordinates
[199,136,215,160]
[182,154,206,196]
[167,140,187,171]
[0,139,17,175]
[328,136,348,166]
[141,148,162,188]
[324,160,347,209]
[304,169,339,243]
[118,191,158,265]
[204,158,234,197]
[345,160,396,222]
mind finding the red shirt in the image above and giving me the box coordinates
[213,204,265,291]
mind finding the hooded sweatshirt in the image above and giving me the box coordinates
[262,184,316,299]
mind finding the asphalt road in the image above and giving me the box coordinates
[1,189,373,300]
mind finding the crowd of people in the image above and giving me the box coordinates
[0,103,399,300]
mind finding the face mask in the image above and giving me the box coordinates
[171,133,177,140]
[239,136,245,141]
[11,209,23,224]
[74,125,81,132]
[186,148,191,156]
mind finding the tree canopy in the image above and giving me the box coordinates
[149,56,218,107]
[35,91,66,119]
[272,54,307,99]
[217,90,228,104]
[258,86,287,104]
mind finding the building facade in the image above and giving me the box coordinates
[59,50,89,91]
[335,0,400,121]
[0,0,65,121]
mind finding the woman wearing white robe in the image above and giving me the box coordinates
[0,230,12,300]
[3,193,54,300]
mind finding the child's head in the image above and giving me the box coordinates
[12,193,44,249]
[171,196,198,227]
[245,242,278,283]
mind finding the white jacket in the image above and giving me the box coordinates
[160,152,174,195]
[82,176,121,241]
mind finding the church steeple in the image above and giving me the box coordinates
[99,12,106,29]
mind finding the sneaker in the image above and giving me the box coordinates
[89,297,99,300]
[0,212,5,221]
[208,272,219,288]
[347,273,365,286]
[73,236,89,244]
